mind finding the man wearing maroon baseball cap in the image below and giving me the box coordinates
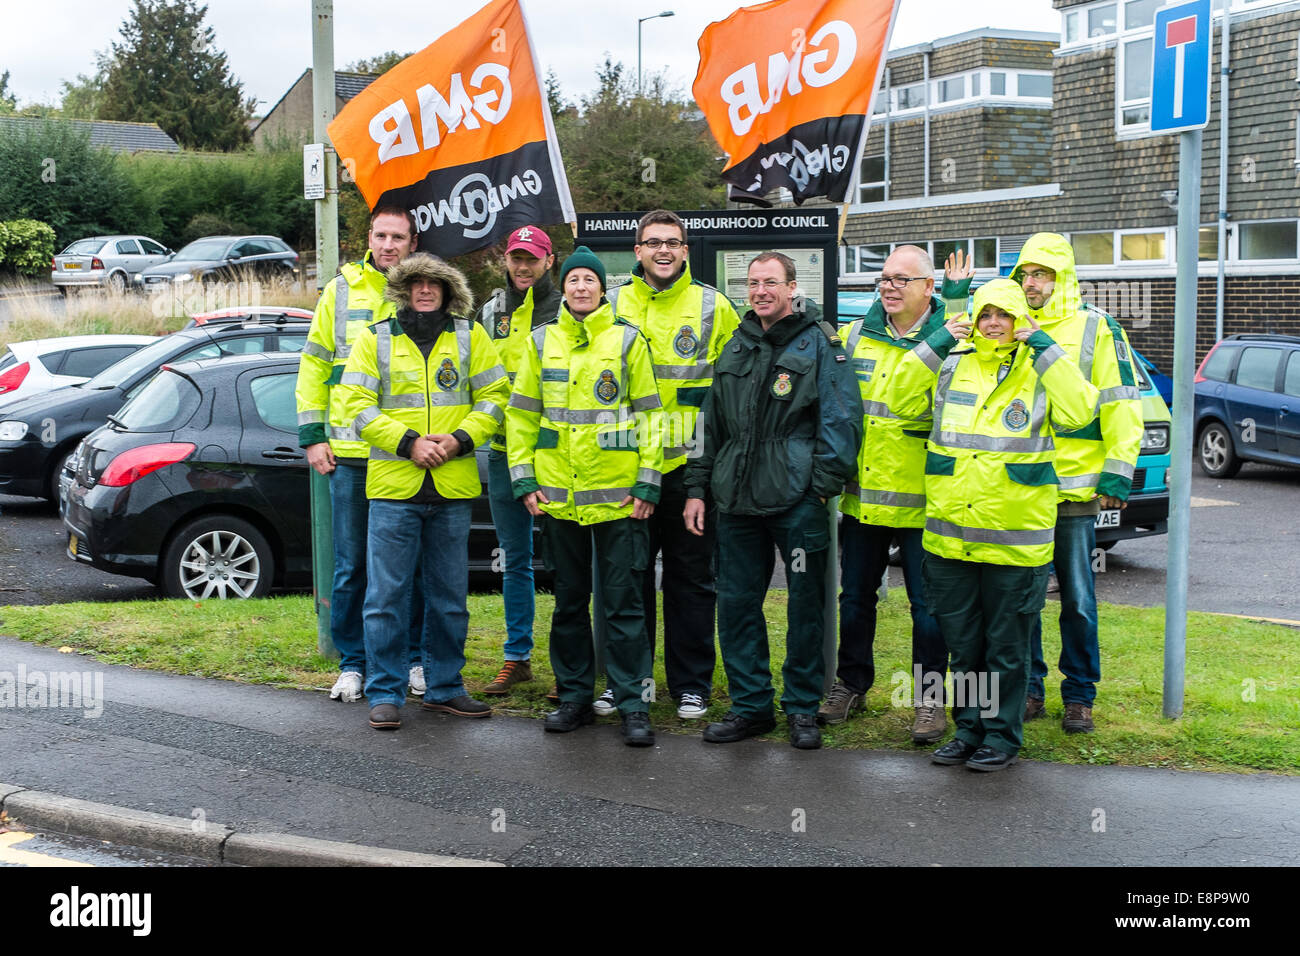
[477,225,563,697]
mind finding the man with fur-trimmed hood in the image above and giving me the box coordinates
[335,253,511,731]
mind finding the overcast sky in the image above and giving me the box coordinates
[2,0,1061,112]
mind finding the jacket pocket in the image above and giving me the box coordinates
[770,351,814,402]
[1005,461,1058,486]
[925,451,956,476]
[536,427,559,449]
[675,385,708,408]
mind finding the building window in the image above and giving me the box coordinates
[859,154,886,203]
[1017,73,1052,98]
[970,72,981,96]
[1073,232,1115,265]
[989,72,1006,96]
[1065,11,1081,44]
[973,238,997,269]
[932,239,964,265]
[937,77,965,103]
[1199,226,1221,261]
[1124,0,1159,29]
[897,84,925,109]
[1238,220,1299,260]
[1120,230,1167,261]
[1118,35,1154,129]
[1089,3,1118,38]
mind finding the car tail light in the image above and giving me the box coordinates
[99,443,195,487]
[0,361,30,394]
[51,256,56,270]
[1194,344,1218,384]
[91,257,105,271]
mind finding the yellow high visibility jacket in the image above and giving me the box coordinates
[476,271,563,452]
[1012,233,1143,502]
[505,300,664,525]
[606,263,740,473]
[335,313,510,500]
[838,294,948,529]
[295,251,398,458]
[892,281,1101,567]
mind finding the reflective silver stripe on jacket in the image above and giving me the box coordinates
[1079,309,1101,379]
[620,323,638,395]
[469,365,507,389]
[341,371,380,392]
[574,487,631,506]
[509,463,535,482]
[699,286,717,352]
[352,406,382,432]
[653,363,713,379]
[843,482,926,509]
[912,340,943,373]
[1098,385,1141,403]
[427,391,469,407]
[329,424,361,442]
[1102,458,1135,478]
[1057,473,1100,490]
[335,275,351,359]
[934,431,1055,454]
[664,445,689,459]
[862,399,901,419]
[1030,381,1047,435]
[636,467,662,487]
[629,394,661,413]
[455,318,472,386]
[1033,343,1067,377]
[925,518,1055,547]
[473,400,505,423]
[533,325,548,362]
[539,486,569,503]
[302,341,333,362]
[844,319,865,358]
[607,286,622,311]
[381,393,426,409]
[297,410,325,425]
[930,353,962,428]
[509,393,544,412]
[543,407,616,425]
[369,446,404,461]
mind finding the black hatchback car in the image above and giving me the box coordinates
[64,352,540,599]
[0,308,311,501]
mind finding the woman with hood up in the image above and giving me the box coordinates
[890,278,1100,771]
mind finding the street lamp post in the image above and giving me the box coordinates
[638,11,675,95]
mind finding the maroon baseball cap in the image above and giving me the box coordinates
[505,225,552,259]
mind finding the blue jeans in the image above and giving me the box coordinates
[1028,512,1101,705]
[487,449,535,661]
[329,464,424,676]
[838,521,946,698]
[362,498,472,707]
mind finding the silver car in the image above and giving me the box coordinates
[51,235,173,295]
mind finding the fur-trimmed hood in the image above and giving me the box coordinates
[384,253,474,316]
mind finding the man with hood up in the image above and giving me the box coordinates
[1011,234,1144,734]
[476,226,563,697]
[336,253,511,731]
[890,279,1100,770]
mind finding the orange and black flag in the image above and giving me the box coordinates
[328,0,574,257]
[692,0,898,205]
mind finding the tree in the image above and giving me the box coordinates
[0,71,17,114]
[99,0,256,151]
[344,51,413,75]
[60,57,110,120]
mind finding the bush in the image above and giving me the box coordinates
[0,218,57,276]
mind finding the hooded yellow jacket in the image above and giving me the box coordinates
[505,300,664,525]
[1011,233,1143,502]
[892,280,1101,566]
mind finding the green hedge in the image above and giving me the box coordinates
[0,219,57,276]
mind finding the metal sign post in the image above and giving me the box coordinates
[1149,0,1213,718]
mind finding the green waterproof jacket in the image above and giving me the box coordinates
[684,302,862,516]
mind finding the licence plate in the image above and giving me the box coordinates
[1095,509,1121,529]
[64,262,81,270]
[68,533,78,555]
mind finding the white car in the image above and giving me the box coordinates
[0,335,158,406]
[51,235,173,295]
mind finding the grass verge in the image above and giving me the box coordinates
[1,591,1295,774]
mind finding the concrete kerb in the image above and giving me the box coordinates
[0,783,499,867]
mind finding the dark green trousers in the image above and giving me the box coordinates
[715,495,830,719]
[541,516,653,713]
[921,552,1048,754]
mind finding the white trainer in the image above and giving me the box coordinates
[676,692,709,719]
[593,687,617,716]
[329,671,363,702]
[409,665,427,696]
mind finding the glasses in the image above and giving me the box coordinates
[747,278,792,290]
[877,275,927,290]
[638,238,684,250]
[1020,269,1054,282]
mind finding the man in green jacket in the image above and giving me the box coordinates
[684,252,861,750]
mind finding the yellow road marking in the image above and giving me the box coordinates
[1218,613,1300,629]
[1189,496,1238,507]
[0,830,94,867]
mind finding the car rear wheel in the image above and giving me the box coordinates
[1197,421,1241,479]
[162,515,275,600]
[106,271,127,295]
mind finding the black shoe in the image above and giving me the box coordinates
[544,701,596,733]
[931,738,980,765]
[421,694,491,718]
[620,711,655,747]
[702,711,777,743]
[368,703,401,730]
[788,713,822,750]
[965,745,1019,772]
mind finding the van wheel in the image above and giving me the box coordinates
[1197,421,1241,479]
[161,516,274,599]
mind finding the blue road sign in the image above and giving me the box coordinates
[1150,0,1213,134]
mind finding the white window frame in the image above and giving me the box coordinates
[1234,218,1300,263]
[858,153,887,204]
[1116,226,1172,264]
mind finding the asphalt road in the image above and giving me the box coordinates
[4,461,1297,617]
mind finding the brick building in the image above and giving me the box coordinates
[837,2,1300,369]
[252,70,376,149]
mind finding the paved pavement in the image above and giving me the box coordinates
[0,637,1295,867]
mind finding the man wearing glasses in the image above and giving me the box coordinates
[684,252,861,750]
[605,210,742,721]
[821,245,971,743]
